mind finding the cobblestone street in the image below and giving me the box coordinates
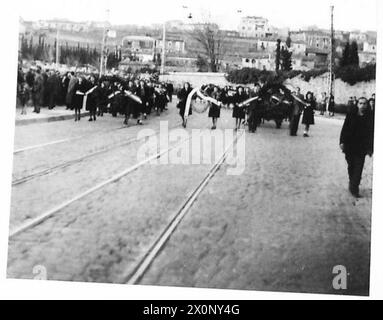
[7,104,372,295]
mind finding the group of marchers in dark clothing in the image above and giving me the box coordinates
[177,82,375,198]
[17,68,375,199]
[17,67,174,125]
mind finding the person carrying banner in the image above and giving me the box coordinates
[33,68,44,114]
[302,91,316,137]
[289,87,304,136]
[85,76,98,122]
[123,80,136,126]
[207,86,222,130]
[177,82,193,128]
[95,80,107,117]
[73,76,87,121]
[247,84,262,133]
[340,97,374,198]
[232,86,248,131]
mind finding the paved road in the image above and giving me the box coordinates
[7,105,372,295]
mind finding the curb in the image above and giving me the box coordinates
[15,112,91,126]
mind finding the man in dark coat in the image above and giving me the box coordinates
[42,69,49,108]
[289,87,304,136]
[340,97,374,198]
[33,68,44,113]
[123,80,137,125]
[66,72,77,110]
[247,84,261,133]
[177,82,193,127]
[72,76,87,121]
[166,81,174,102]
[46,70,60,109]
[136,80,148,121]
[85,76,98,121]
[146,81,155,115]
[62,73,70,108]
[95,80,107,117]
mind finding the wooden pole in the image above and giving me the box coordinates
[56,28,60,66]
[161,22,166,74]
[328,5,335,105]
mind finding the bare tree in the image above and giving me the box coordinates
[191,23,226,73]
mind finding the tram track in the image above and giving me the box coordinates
[124,130,244,285]
[12,123,180,186]
[8,124,245,283]
[9,131,192,239]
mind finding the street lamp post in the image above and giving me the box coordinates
[56,28,60,67]
[160,6,192,75]
[100,9,110,78]
[328,5,335,107]
[160,21,166,75]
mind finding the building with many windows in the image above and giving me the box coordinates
[238,16,273,38]
[290,30,331,50]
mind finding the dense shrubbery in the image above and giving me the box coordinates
[138,67,158,74]
[226,64,375,86]
[335,64,376,85]
[225,68,279,85]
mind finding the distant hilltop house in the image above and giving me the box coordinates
[359,39,377,66]
[238,16,274,38]
[120,34,186,64]
[121,35,155,63]
[30,19,110,33]
[241,53,274,70]
[17,17,377,72]
[154,34,186,54]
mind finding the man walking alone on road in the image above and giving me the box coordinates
[340,97,374,198]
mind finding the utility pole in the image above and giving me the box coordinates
[56,28,60,66]
[100,9,110,77]
[328,5,335,106]
[160,21,166,74]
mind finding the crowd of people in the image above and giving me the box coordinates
[16,65,375,198]
[16,66,375,138]
[16,66,174,125]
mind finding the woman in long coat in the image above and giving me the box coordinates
[66,73,77,110]
[208,86,222,130]
[328,94,335,116]
[302,91,316,137]
[95,80,107,117]
[85,76,98,121]
[33,69,44,113]
[232,86,248,130]
[72,76,87,121]
[123,80,136,125]
[177,82,193,127]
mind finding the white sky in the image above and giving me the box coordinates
[17,0,377,32]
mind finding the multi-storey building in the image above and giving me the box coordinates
[32,19,92,32]
[238,16,273,38]
[290,30,330,50]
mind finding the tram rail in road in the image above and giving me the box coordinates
[12,123,180,186]
[9,131,191,239]
[124,130,244,285]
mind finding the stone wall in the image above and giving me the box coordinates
[284,73,376,104]
[160,71,376,104]
[160,72,230,89]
